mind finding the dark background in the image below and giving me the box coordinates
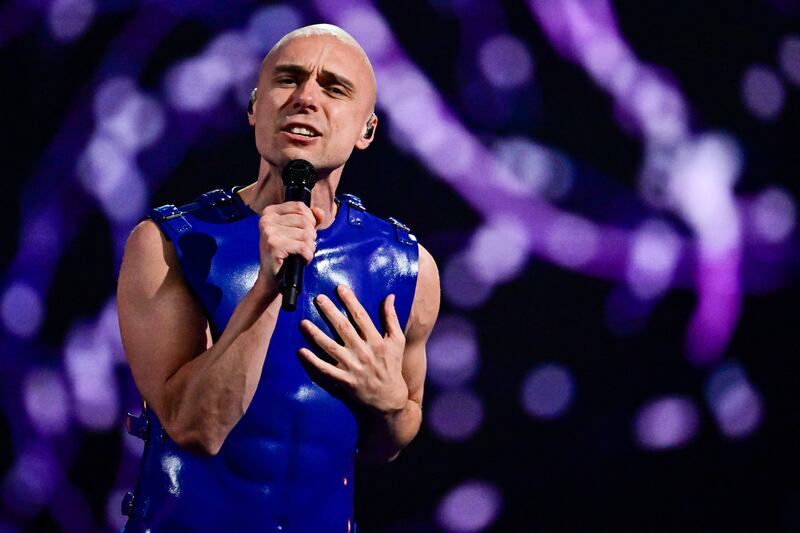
[1,0,799,531]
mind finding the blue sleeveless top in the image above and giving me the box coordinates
[121,187,419,532]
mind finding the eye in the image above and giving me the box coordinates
[277,76,296,85]
[326,86,346,96]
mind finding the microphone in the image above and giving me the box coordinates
[279,159,318,311]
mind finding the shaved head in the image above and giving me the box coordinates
[262,24,376,110]
[249,24,381,173]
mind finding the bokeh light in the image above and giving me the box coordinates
[750,187,797,243]
[667,133,742,254]
[492,137,573,200]
[436,480,502,532]
[1,281,44,339]
[629,72,687,143]
[2,447,58,516]
[427,389,484,441]
[465,216,529,285]
[23,368,70,437]
[64,324,119,430]
[478,34,533,89]
[520,363,575,420]
[1,1,794,530]
[47,0,95,42]
[207,31,258,86]
[779,34,800,85]
[634,396,699,450]
[626,219,682,299]
[339,6,393,62]
[443,252,494,309]
[741,65,785,121]
[427,315,480,388]
[705,363,763,439]
[245,5,304,55]
[166,56,233,112]
[95,79,165,152]
[545,214,599,269]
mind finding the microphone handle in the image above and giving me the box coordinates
[279,184,313,311]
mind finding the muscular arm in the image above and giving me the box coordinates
[356,243,441,464]
[118,220,282,455]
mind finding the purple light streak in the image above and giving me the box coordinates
[528,0,749,363]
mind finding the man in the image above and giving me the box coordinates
[117,24,440,532]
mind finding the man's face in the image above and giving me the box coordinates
[250,34,377,173]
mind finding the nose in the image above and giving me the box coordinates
[293,80,319,112]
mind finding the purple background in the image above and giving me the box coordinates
[1,0,799,531]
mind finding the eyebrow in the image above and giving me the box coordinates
[273,63,356,93]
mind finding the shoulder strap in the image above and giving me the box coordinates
[146,188,246,241]
[338,193,417,247]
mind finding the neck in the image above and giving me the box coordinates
[237,159,343,230]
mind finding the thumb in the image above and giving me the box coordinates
[311,206,325,227]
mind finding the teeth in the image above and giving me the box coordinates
[289,126,317,137]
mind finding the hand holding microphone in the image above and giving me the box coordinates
[257,159,321,311]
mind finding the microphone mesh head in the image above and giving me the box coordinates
[281,159,318,188]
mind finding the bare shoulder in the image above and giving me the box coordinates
[118,219,209,411]
[405,243,441,342]
[120,219,173,287]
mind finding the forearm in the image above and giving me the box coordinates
[163,274,281,454]
[357,398,422,464]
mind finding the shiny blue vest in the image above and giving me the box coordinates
[121,187,419,532]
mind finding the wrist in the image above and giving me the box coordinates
[252,269,280,302]
[373,396,409,421]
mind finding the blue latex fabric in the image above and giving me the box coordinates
[121,187,419,532]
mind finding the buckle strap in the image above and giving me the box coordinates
[199,189,239,221]
[341,194,366,227]
[125,412,150,441]
[150,204,192,234]
[387,217,416,246]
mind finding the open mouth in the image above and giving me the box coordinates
[282,124,321,138]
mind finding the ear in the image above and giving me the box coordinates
[247,87,257,127]
[355,112,378,150]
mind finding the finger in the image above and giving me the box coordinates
[265,226,314,243]
[299,319,353,363]
[297,348,352,386]
[265,202,316,227]
[274,213,316,231]
[383,294,403,339]
[273,237,315,264]
[337,285,381,344]
[314,294,362,346]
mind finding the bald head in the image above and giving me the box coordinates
[261,24,377,109]
[249,24,381,174]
